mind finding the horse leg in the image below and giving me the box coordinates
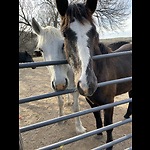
[67,68,86,133]
[86,98,103,136]
[124,102,132,119]
[57,95,65,123]
[104,107,114,150]
[66,94,73,106]
[124,90,132,119]
[72,91,86,134]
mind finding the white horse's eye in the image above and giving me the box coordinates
[62,43,64,51]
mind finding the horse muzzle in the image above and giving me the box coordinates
[77,80,97,96]
[52,78,68,91]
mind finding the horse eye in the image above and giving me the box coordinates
[70,18,75,23]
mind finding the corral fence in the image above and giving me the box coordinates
[19,51,132,150]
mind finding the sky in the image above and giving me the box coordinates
[99,1,132,39]
[25,0,132,39]
[99,13,132,39]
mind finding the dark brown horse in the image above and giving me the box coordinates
[19,51,36,69]
[56,0,132,149]
[107,41,130,51]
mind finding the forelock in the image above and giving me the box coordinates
[61,3,93,32]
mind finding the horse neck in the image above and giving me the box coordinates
[92,42,112,81]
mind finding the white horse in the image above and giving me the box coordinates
[31,18,86,134]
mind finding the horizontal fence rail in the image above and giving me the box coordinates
[124,147,132,150]
[19,89,77,104]
[19,77,132,104]
[38,118,132,150]
[93,51,132,60]
[19,59,68,69]
[20,98,132,133]
[19,50,132,149]
[92,133,132,150]
[19,51,132,69]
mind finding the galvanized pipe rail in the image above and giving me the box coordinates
[20,98,131,133]
[19,77,132,104]
[92,133,132,150]
[124,147,132,150]
[37,118,132,150]
[19,51,132,69]
[19,50,132,149]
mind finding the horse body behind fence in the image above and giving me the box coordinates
[19,51,36,69]
[31,18,86,134]
[56,0,132,149]
[107,41,130,51]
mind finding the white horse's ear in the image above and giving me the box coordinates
[85,0,97,14]
[32,18,42,35]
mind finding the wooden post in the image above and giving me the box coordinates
[19,130,24,150]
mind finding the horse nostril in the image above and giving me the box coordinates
[52,80,56,90]
[77,81,85,96]
[77,81,81,89]
[65,78,68,89]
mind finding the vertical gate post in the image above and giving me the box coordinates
[19,129,24,150]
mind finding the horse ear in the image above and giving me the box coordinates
[56,0,68,17]
[85,0,97,14]
[32,18,42,35]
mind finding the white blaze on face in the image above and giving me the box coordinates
[70,19,92,87]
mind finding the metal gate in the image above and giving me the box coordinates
[19,51,132,150]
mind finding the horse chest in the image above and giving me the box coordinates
[87,86,116,105]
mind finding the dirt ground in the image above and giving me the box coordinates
[19,57,132,150]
